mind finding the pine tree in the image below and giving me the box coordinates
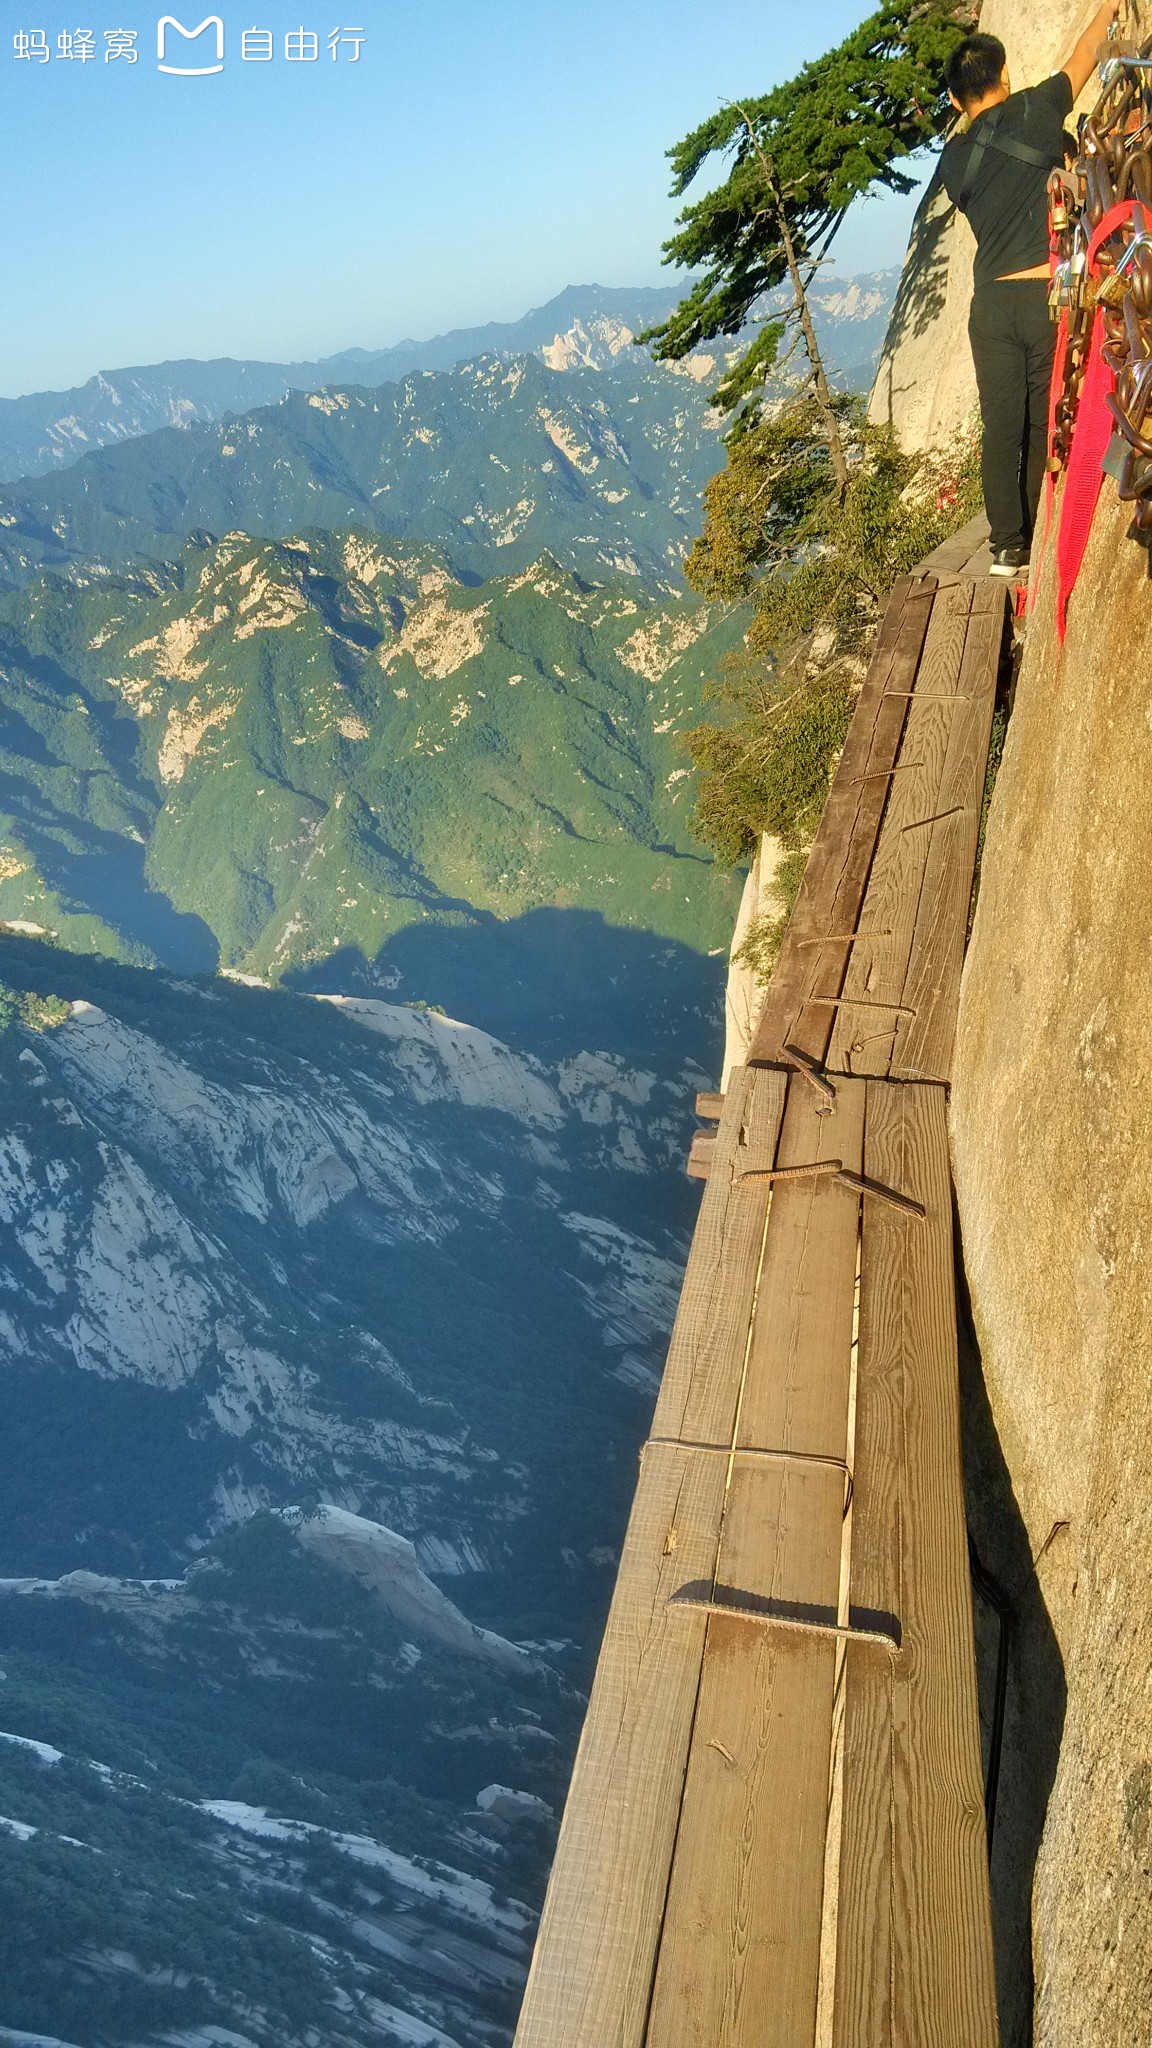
[641,1,976,422]
[646,3,982,964]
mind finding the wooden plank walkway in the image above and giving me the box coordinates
[832,1083,998,2046]
[514,551,1007,2048]
[750,566,1005,1082]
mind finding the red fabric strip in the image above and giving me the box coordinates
[1052,199,1137,641]
[1087,199,1139,265]
[1055,310,1112,641]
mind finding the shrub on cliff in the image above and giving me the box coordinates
[679,400,980,924]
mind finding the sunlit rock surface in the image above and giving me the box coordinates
[953,487,1152,2045]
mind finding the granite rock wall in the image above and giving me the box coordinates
[874,10,1152,2034]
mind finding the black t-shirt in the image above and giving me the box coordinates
[939,73,1074,287]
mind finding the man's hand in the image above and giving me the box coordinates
[1063,0,1123,100]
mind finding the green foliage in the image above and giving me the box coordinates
[681,398,982,875]
[0,979,70,1034]
[685,393,858,601]
[0,1760,331,2042]
[685,662,855,866]
[688,396,981,652]
[731,852,809,983]
[643,0,976,406]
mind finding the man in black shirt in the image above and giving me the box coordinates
[939,3,1119,575]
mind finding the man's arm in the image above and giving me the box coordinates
[1062,0,1122,101]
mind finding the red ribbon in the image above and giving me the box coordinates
[1051,200,1136,641]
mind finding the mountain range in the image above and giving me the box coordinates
[0,275,897,488]
[0,352,729,593]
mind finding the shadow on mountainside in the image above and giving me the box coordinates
[0,787,220,973]
[0,638,219,971]
[869,165,957,430]
[955,1213,1066,2048]
[284,905,727,1068]
[0,787,219,975]
[0,934,700,1649]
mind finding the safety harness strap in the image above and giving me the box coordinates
[955,101,1055,214]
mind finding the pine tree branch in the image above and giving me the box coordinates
[733,105,852,496]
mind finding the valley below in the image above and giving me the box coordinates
[0,275,893,2047]
[0,934,711,2047]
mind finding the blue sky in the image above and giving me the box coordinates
[0,2,930,397]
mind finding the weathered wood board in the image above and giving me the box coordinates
[652,1065,786,1447]
[823,580,1004,1081]
[512,1441,729,2048]
[748,576,936,1071]
[648,1076,865,2042]
[831,1083,998,2048]
[515,1064,786,2048]
[736,1076,864,1460]
[647,1460,845,2046]
[915,512,990,583]
[889,583,1005,1081]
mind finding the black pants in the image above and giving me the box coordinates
[968,279,1056,552]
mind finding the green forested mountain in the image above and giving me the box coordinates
[0,354,726,592]
[0,529,745,992]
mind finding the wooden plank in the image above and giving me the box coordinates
[831,1083,998,2048]
[647,1461,846,2046]
[746,587,923,1072]
[914,513,989,581]
[746,577,918,1077]
[695,1091,726,1120]
[749,578,935,1071]
[645,1077,865,2042]
[891,583,1005,1082]
[518,1072,789,2048]
[686,1132,716,1180]
[823,585,974,1079]
[651,1065,787,1447]
[736,1075,865,1462]
[823,581,1005,1083]
[513,1443,730,2048]
[961,540,994,579]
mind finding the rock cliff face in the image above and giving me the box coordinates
[720,832,783,1088]
[874,7,1152,2040]
[954,485,1152,2048]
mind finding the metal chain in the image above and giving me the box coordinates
[1047,28,1152,530]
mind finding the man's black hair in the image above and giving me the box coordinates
[944,33,1008,107]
